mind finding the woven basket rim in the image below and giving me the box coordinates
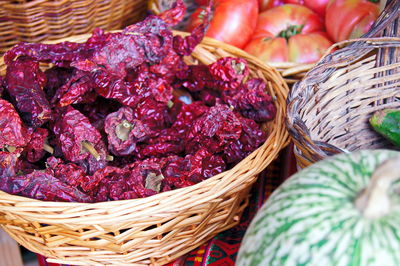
[0,30,289,213]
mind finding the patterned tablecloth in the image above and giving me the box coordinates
[37,146,296,266]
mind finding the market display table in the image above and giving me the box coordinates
[35,146,296,266]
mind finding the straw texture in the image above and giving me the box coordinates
[0,0,147,54]
[286,0,400,169]
[0,31,289,265]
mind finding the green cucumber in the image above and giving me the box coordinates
[370,109,400,147]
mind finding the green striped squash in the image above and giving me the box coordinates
[237,149,400,266]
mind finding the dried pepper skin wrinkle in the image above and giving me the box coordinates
[44,67,74,102]
[183,148,226,184]
[4,58,53,127]
[224,115,266,164]
[0,150,21,179]
[84,159,164,202]
[54,69,97,107]
[46,157,87,188]
[53,106,103,162]
[0,99,31,149]
[185,103,242,154]
[4,28,111,66]
[209,57,249,90]
[222,78,276,122]
[157,0,186,26]
[0,170,93,203]
[24,128,49,163]
[105,107,153,156]
[172,2,212,56]
[138,101,209,158]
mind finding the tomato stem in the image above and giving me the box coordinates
[278,25,304,40]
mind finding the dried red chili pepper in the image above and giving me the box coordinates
[184,148,225,184]
[208,57,249,91]
[77,141,109,175]
[0,99,31,150]
[192,88,221,106]
[138,128,184,158]
[81,166,129,201]
[224,114,267,164]
[4,41,88,66]
[160,155,192,190]
[0,150,21,179]
[0,170,93,202]
[161,149,225,189]
[4,58,53,127]
[123,158,165,197]
[24,128,51,163]
[222,78,276,122]
[175,65,214,92]
[137,101,209,159]
[0,76,4,96]
[185,103,242,154]
[84,158,165,202]
[172,3,212,56]
[44,67,74,102]
[53,69,97,107]
[172,101,209,133]
[4,28,110,66]
[76,97,121,132]
[104,107,153,156]
[134,97,169,130]
[157,0,186,26]
[53,106,105,162]
[46,156,88,188]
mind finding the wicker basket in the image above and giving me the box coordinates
[0,0,147,54]
[0,31,289,265]
[286,0,400,169]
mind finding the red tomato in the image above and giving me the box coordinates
[258,0,284,11]
[187,0,259,49]
[245,4,333,64]
[325,0,380,42]
[284,0,330,17]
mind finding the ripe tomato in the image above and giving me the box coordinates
[187,0,259,49]
[283,0,330,17]
[258,0,284,11]
[325,0,380,42]
[244,4,333,64]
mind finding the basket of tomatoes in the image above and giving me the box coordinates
[149,0,384,83]
[0,1,289,265]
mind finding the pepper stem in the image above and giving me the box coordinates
[5,145,16,153]
[116,120,133,141]
[355,156,400,219]
[81,141,101,161]
[43,143,54,154]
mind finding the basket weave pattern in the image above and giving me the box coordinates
[0,32,289,265]
[0,0,147,54]
[286,0,400,169]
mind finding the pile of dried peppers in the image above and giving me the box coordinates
[0,0,276,203]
